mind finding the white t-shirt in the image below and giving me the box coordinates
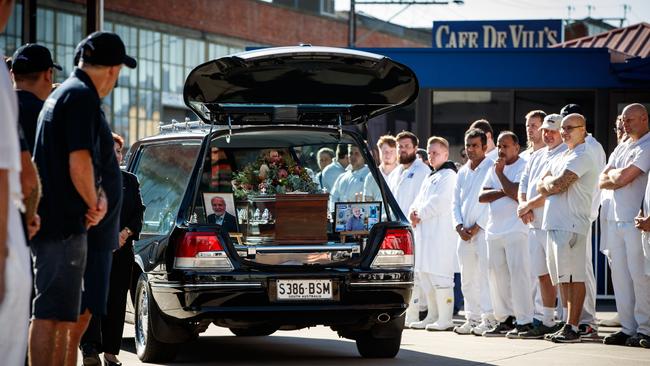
[483,157,528,239]
[518,144,567,228]
[452,157,492,230]
[586,135,606,221]
[0,64,22,211]
[542,143,599,234]
[363,165,398,201]
[320,161,346,193]
[486,147,498,162]
[329,165,369,210]
[607,132,650,222]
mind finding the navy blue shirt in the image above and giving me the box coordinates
[17,90,44,153]
[33,68,102,239]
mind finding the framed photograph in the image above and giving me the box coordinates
[333,202,382,233]
[203,193,239,232]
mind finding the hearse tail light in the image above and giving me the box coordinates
[371,228,414,268]
[174,232,233,270]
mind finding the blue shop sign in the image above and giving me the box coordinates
[432,20,563,49]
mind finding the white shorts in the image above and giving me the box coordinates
[528,228,548,277]
[546,230,587,285]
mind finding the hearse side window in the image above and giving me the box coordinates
[134,141,201,235]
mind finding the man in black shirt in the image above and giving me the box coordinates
[30,31,136,366]
[11,43,61,152]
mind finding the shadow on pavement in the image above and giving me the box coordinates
[120,335,487,366]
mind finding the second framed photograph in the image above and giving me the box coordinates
[334,202,382,233]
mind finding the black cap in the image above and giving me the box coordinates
[11,44,62,74]
[560,104,582,117]
[76,31,137,69]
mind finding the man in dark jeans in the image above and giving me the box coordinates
[81,133,145,366]
[30,31,135,366]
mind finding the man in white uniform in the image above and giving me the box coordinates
[517,114,567,338]
[320,144,348,193]
[600,103,650,347]
[329,145,368,210]
[470,119,498,161]
[408,137,457,331]
[479,131,534,337]
[363,135,398,201]
[389,131,431,324]
[0,2,32,363]
[598,116,626,328]
[452,128,497,335]
[538,113,599,343]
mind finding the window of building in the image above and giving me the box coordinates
[0,3,22,57]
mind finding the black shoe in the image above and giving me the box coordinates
[625,333,650,347]
[603,331,631,346]
[80,344,101,366]
[578,324,598,339]
[640,334,650,349]
[519,323,556,339]
[544,321,565,340]
[550,324,581,343]
[506,323,533,339]
[103,356,123,366]
[483,316,515,337]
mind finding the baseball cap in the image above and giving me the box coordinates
[560,104,582,117]
[76,31,137,69]
[11,44,62,74]
[541,113,562,131]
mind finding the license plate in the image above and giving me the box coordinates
[276,279,332,300]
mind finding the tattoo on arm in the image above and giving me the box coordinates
[545,169,579,196]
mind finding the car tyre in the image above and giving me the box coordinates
[355,332,402,358]
[229,326,278,337]
[134,273,178,362]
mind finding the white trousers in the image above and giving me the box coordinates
[581,226,597,326]
[0,208,31,366]
[528,228,546,321]
[457,229,493,321]
[608,222,650,335]
[487,232,534,324]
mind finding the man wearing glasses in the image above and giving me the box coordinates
[536,113,600,343]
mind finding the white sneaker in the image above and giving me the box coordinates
[471,318,499,336]
[453,319,478,335]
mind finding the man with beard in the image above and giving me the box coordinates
[538,113,600,343]
[408,137,457,331]
[517,114,568,339]
[479,131,533,337]
[389,131,431,325]
[364,135,398,201]
[329,145,369,210]
[452,128,497,335]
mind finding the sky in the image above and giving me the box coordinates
[335,0,649,29]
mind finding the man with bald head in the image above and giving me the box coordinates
[600,103,650,347]
[537,113,600,343]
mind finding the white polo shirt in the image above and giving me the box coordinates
[518,143,568,229]
[542,142,599,235]
[452,156,492,230]
[363,165,398,201]
[320,161,346,193]
[607,132,650,222]
[483,157,528,239]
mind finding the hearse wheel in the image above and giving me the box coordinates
[134,273,179,362]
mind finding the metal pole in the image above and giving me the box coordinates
[86,0,104,35]
[21,0,37,44]
[348,0,356,47]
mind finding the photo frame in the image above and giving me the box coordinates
[334,202,382,233]
[203,193,238,228]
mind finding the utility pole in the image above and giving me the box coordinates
[348,0,356,47]
[621,4,630,27]
[587,4,595,18]
[567,5,575,20]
